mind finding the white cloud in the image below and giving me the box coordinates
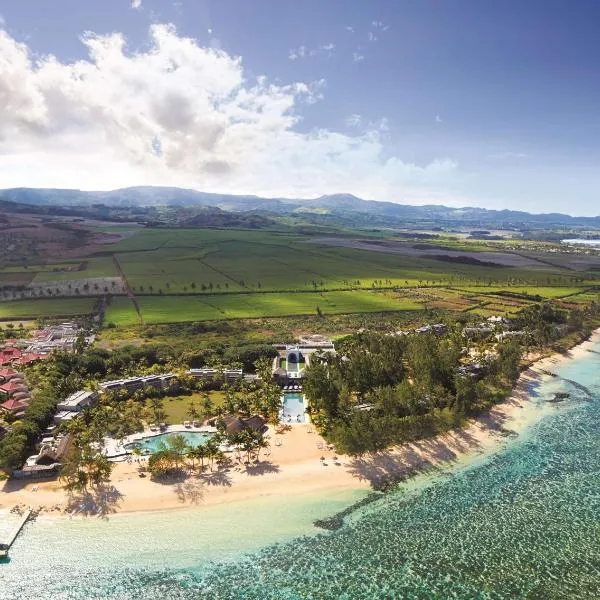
[290,43,334,60]
[0,24,461,204]
[0,13,5,27]
[436,115,442,123]
[368,32,377,42]
[289,45,306,60]
[345,26,354,34]
[352,52,365,62]
[371,21,389,31]
[131,0,142,9]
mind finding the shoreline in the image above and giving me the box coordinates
[2,329,599,519]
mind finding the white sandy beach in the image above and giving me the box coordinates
[2,329,599,517]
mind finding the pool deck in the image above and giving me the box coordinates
[103,424,218,459]
[279,392,310,426]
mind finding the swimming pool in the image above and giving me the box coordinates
[280,393,307,424]
[123,431,214,454]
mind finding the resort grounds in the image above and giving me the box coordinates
[4,331,599,518]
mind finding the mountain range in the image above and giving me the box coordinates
[1,186,599,231]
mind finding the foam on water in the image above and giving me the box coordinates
[3,344,600,599]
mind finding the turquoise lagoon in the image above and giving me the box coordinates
[3,341,600,599]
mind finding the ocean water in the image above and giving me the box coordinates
[2,343,600,599]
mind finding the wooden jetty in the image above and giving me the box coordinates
[0,509,32,558]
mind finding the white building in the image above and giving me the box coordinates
[56,390,97,413]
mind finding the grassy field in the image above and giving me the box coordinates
[150,391,226,425]
[105,290,424,326]
[452,285,586,298]
[0,298,97,319]
[33,257,118,283]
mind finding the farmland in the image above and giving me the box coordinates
[0,298,97,319]
[1,226,599,324]
[105,290,424,326]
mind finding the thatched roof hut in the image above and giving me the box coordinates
[208,414,267,436]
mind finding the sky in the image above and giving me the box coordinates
[0,1,599,215]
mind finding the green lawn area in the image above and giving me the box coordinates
[149,391,226,425]
[105,290,424,326]
[0,297,97,319]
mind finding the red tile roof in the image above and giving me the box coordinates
[0,368,18,380]
[0,346,22,356]
[0,398,26,412]
[0,381,27,395]
[14,353,48,365]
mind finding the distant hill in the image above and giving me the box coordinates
[2,186,600,230]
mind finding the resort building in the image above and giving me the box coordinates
[188,368,243,381]
[495,330,526,342]
[56,390,98,413]
[25,322,95,354]
[272,335,336,382]
[0,344,50,367]
[206,414,267,436]
[99,373,176,393]
[414,323,448,335]
[14,434,74,479]
[0,398,28,418]
[0,380,28,399]
[0,368,19,382]
[53,411,80,425]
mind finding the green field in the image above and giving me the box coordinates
[0,298,97,319]
[105,290,424,325]
[2,227,598,324]
[33,257,118,283]
[151,391,226,425]
[452,285,586,298]
[109,229,586,295]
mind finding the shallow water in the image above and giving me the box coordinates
[2,344,600,599]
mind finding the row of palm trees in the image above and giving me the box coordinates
[145,429,269,478]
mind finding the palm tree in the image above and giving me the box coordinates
[186,398,200,422]
[205,436,221,471]
[254,437,270,461]
[195,443,208,471]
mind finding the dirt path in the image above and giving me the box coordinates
[112,255,144,324]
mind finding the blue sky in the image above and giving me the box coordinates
[0,0,599,215]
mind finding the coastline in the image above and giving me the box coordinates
[2,328,599,519]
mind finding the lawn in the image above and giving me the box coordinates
[0,297,97,319]
[148,391,226,425]
[105,290,424,326]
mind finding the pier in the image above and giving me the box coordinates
[0,509,32,559]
